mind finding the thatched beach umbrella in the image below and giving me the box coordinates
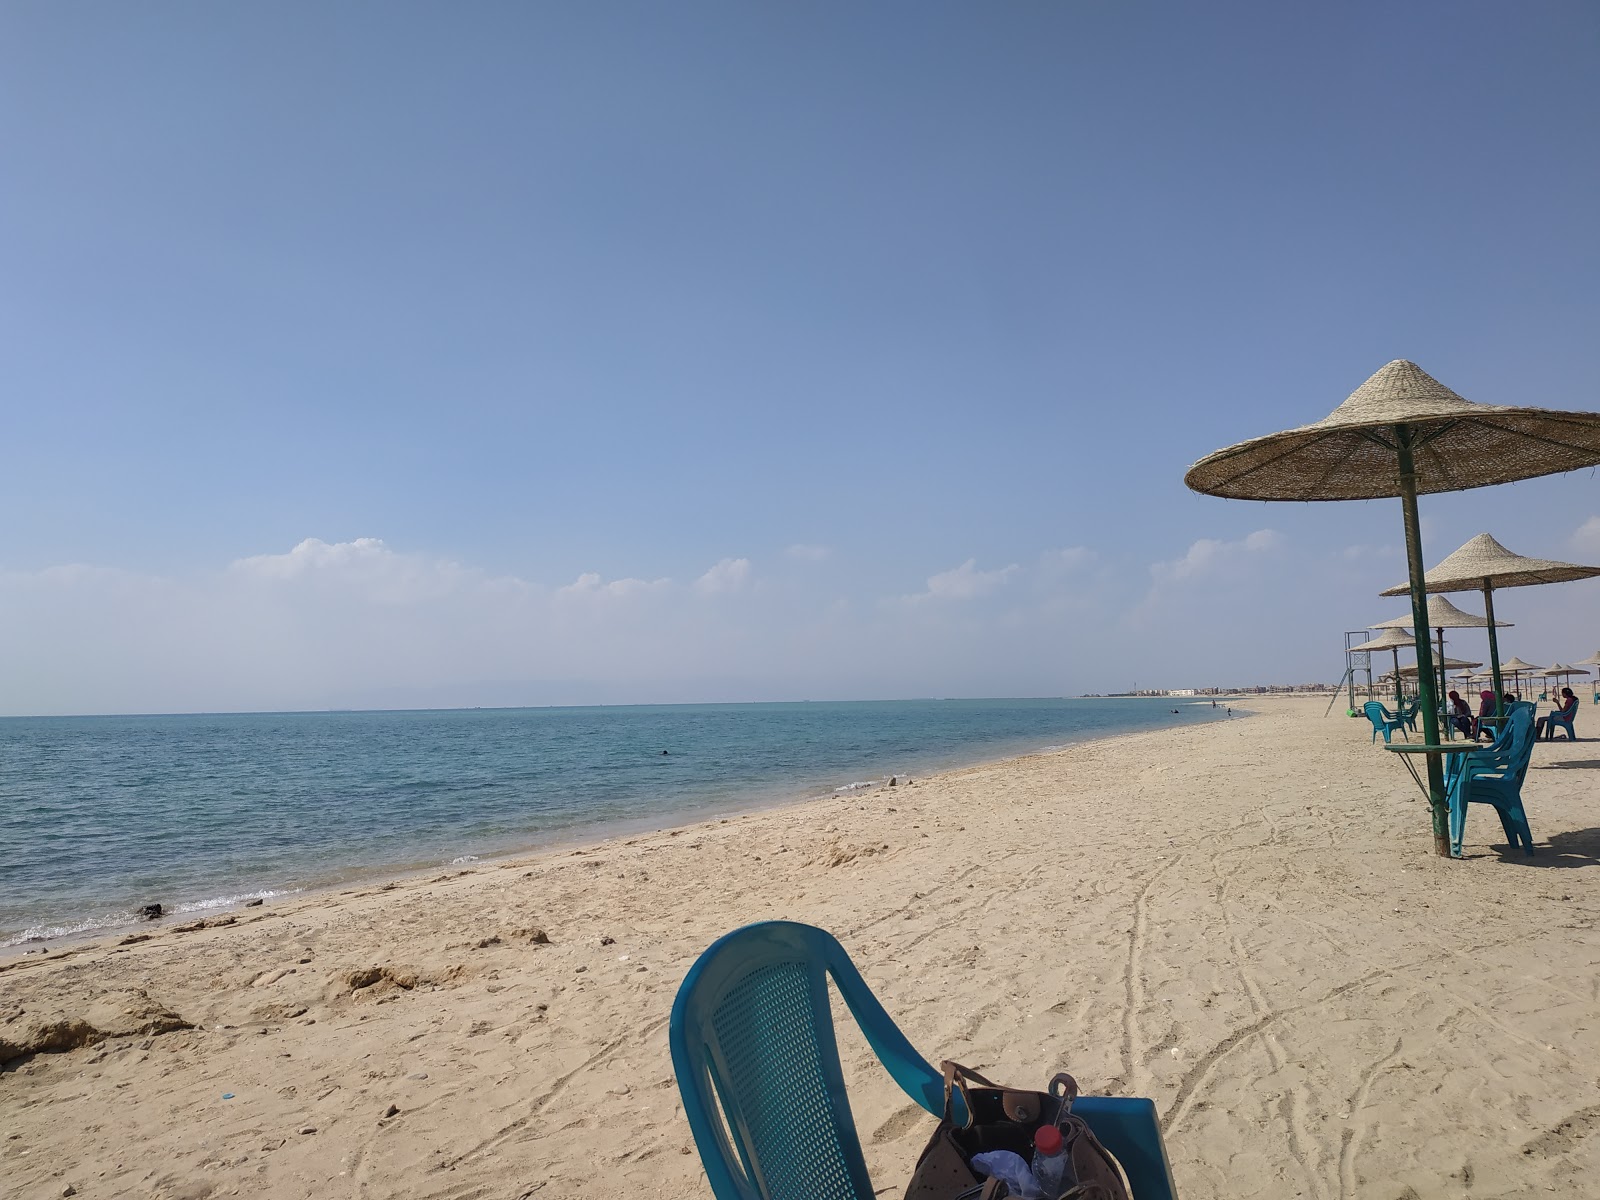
[1576,651,1600,700]
[1187,360,1600,856]
[1498,656,1545,697]
[1543,664,1590,699]
[1371,595,1510,714]
[1397,657,1482,675]
[1349,627,1415,708]
[1380,534,1600,712]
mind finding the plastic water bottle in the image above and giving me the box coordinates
[1031,1123,1075,1198]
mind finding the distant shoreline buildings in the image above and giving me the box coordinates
[1087,684,1339,697]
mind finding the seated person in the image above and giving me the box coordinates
[1536,688,1579,741]
[1475,690,1497,740]
[1446,690,1474,737]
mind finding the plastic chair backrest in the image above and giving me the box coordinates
[1363,701,1396,730]
[1472,709,1535,784]
[1506,709,1537,778]
[669,922,945,1200]
[671,922,1180,1200]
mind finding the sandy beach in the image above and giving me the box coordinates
[5,697,1600,1199]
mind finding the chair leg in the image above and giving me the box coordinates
[1506,804,1535,855]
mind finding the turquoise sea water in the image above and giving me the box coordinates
[0,698,1225,946]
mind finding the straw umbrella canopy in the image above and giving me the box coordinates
[1380,533,1600,711]
[1397,658,1481,675]
[1187,359,1600,857]
[1576,651,1600,699]
[1348,627,1415,707]
[1543,664,1590,698]
[1498,656,1545,697]
[1370,595,1510,711]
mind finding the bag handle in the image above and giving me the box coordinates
[941,1062,1081,1128]
[940,1061,1002,1129]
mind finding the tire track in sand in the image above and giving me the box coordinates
[1120,854,1184,1092]
[1338,1036,1404,1200]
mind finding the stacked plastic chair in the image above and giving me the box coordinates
[670,921,1177,1200]
[1447,707,1537,857]
[1363,701,1408,744]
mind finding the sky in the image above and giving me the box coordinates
[2,2,1598,715]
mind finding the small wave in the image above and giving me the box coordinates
[3,912,136,948]
[2,887,298,950]
[450,854,481,865]
[833,781,879,793]
[169,888,295,916]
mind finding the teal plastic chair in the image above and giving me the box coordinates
[1362,701,1407,744]
[1448,708,1536,857]
[1399,698,1421,733]
[1543,705,1578,741]
[670,921,1177,1200]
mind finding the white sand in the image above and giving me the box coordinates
[5,697,1600,1199]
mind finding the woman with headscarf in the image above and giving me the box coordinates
[1475,690,1497,741]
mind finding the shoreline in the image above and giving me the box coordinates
[3,704,1248,966]
[3,702,1246,961]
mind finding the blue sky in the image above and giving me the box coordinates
[3,3,1598,714]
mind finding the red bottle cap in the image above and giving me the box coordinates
[1034,1124,1063,1155]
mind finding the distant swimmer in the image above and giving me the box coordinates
[660,750,670,755]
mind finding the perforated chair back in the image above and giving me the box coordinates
[671,922,1180,1200]
[670,922,946,1200]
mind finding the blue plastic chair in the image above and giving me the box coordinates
[1448,708,1536,858]
[1543,705,1578,741]
[1363,701,1407,744]
[1399,699,1421,733]
[670,921,1177,1200]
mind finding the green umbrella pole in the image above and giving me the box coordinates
[1397,428,1449,857]
[1392,648,1403,709]
[1483,582,1503,716]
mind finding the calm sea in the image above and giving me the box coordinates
[0,698,1226,946]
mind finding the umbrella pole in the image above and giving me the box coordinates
[1437,627,1448,738]
[1483,581,1503,715]
[1393,649,1402,708]
[1396,428,1448,856]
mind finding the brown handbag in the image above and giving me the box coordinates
[905,1062,1132,1200]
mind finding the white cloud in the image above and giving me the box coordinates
[694,557,752,595]
[785,543,832,562]
[231,537,392,578]
[559,571,670,599]
[907,558,1021,602]
[1572,516,1600,558]
[1151,529,1282,583]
